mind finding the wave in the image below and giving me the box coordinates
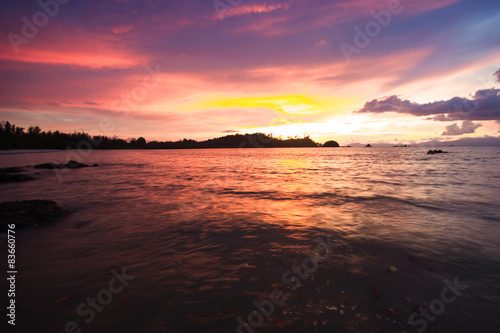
[213,188,450,212]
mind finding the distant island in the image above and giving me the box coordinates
[322,140,340,147]
[0,121,340,150]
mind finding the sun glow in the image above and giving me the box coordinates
[205,95,354,116]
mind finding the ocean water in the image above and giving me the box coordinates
[1,147,500,332]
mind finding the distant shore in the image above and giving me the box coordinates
[0,146,499,155]
[0,149,63,155]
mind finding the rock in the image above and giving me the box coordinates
[366,144,372,147]
[0,172,34,183]
[1,167,24,173]
[92,164,99,167]
[34,163,66,169]
[34,161,93,169]
[0,167,34,183]
[0,200,68,231]
[66,160,89,168]
[323,140,340,147]
[427,149,448,154]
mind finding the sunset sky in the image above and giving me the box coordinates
[1,0,499,145]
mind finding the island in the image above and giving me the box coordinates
[322,140,340,147]
[0,121,343,150]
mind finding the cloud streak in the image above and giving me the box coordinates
[212,2,292,20]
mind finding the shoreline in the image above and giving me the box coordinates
[0,146,498,155]
[0,149,64,155]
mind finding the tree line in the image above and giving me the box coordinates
[0,121,331,150]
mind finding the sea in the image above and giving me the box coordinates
[1,147,499,332]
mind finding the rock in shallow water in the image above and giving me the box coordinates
[427,149,448,154]
[0,200,68,231]
[33,163,66,169]
[33,160,93,169]
[0,167,34,183]
[66,160,89,168]
[0,172,34,183]
[1,167,25,173]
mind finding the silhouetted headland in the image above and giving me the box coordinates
[0,121,333,150]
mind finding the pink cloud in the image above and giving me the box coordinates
[212,2,291,20]
[442,120,481,136]
[1,23,147,68]
[231,0,461,37]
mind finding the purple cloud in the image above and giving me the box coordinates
[495,68,500,83]
[357,88,500,121]
[442,120,481,136]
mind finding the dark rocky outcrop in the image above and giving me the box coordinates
[0,167,34,183]
[33,163,66,169]
[34,160,92,169]
[0,200,68,231]
[2,167,24,173]
[366,144,372,147]
[427,150,448,154]
[0,172,34,183]
[322,140,340,147]
[66,160,89,168]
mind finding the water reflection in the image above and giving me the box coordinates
[0,147,499,332]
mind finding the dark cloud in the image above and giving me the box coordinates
[442,120,481,136]
[356,88,500,121]
[495,68,500,83]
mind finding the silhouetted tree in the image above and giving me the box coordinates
[136,137,147,148]
[28,126,41,136]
